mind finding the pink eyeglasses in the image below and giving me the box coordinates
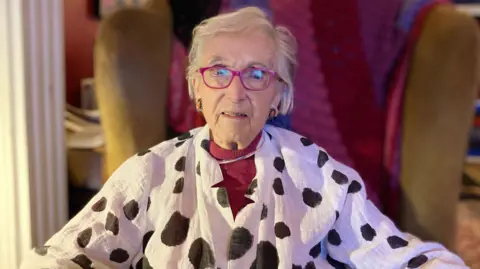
[198,65,282,91]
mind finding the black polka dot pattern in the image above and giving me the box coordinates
[77,227,92,248]
[309,241,322,259]
[326,255,347,269]
[302,188,322,208]
[228,227,254,260]
[110,248,130,263]
[175,140,186,147]
[347,180,362,194]
[246,179,258,195]
[124,200,140,221]
[175,156,186,172]
[261,204,268,220]
[188,238,215,269]
[173,177,184,193]
[34,246,49,256]
[305,261,316,269]
[71,254,93,269]
[178,131,193,140]
[249,241,279,269]
[331,170,348,185]
[407,254,428,268]
[317,150,329,168]
[200,139,210,152]
[274,222,291,239]
[266,132,272,140]
[137,149,151,156]
[91,197,107,212]
[196,162,201,176]
[147,196,151,211]
[273,157,285,173]
[387,235,409,249]
[143,231,154,253]
[300,137,313,146]
[105,212,119,235]
[360,223,376,241]
[64,130,435,267]
[161,211,190,246]
[335,211,340,221]
[217,188,230,208]
[328,229,342,246]
[292,264,302,269]
[273,178,285,195]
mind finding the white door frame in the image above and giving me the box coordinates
[0,0,68,267]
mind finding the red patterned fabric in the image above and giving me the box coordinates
[271,0,383,208]
[269,0,354,165]
[310,0,386,210]
[167,40,205,134]
[270,0,448,219]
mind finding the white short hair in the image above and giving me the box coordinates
[186,7,298,115]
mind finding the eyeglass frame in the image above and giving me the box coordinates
[197,65,284,91]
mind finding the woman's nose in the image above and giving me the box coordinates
[225,76,247,103]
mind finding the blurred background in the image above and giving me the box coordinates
[2,0,480,267]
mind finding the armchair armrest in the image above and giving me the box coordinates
[400,5,480,249]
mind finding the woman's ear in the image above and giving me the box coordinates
[271,95,281,113]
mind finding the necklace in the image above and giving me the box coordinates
[217,135,265,165]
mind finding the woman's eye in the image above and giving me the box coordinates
[249,69,266,80]
[213,68,230,76]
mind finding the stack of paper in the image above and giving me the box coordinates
[65,105,104,149]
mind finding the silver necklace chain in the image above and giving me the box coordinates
[216,135,264,165]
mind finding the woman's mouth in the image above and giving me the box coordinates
[221,112,248,119]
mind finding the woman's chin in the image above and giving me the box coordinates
[217,117,249,130]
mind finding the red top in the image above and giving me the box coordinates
[209,134,261,219]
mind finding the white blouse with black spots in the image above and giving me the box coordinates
[21,125,467,269]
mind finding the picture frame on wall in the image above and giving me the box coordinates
[92,0,149,19]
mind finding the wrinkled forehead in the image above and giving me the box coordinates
[199,31,276,69]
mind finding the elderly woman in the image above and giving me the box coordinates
[22,7,466,269]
